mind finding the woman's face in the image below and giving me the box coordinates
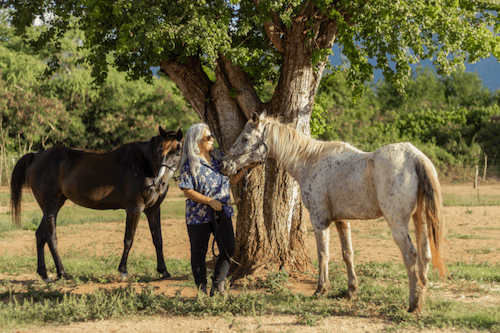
[197,127,214,154]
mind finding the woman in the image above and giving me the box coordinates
[179,123,255,296]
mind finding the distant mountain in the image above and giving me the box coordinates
[328,52,500,92]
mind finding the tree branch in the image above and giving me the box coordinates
[159,57,211,121]
[218,55,262,120]
[252,0,283,53]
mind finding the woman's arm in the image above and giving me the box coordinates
[229,163,260,185]
[183,188,223,211]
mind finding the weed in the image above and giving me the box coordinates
[448,233,490,240]
[296,312,323,326]
[466,247,493,255]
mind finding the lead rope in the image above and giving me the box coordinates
[211,207,241,266]
[210,168,250,266]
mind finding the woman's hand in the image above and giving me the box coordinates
[183,189,223,211]
[209,199,223,211]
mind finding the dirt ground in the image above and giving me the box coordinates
[1,182,500,333]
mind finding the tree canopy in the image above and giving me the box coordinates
[3,0,499,96]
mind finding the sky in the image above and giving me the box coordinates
[328,51,500,92]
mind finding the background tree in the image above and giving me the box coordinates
[0,17,197,184]
[4,0,500,276]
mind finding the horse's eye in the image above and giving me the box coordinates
[242,138,248,143]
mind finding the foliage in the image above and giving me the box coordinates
[1,0,499,97]
[0,18,198,185]
[315,67,500,178]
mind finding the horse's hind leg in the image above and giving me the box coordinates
[144,205,171,279]
[36,220,50,282]
[311,217,332,295]
[36,197,68,282]
[335,221,358,299]
[385,214,422,313]
[413,212,432,288]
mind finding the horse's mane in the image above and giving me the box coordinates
[262,117,359,170]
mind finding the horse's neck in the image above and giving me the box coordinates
[265,122,356,184]
[265,124,316,184]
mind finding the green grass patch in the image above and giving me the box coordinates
[358,228,392,240]
[466,247,495,255]
[0,260,500,331]
[1,260,499,331]
[474,227,500,231]
[442,193,500,206]
[447,233,491,240]
[0,195,186,236]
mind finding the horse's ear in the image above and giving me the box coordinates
[159,126,168,138]
[176,128,183,140]
[252,110,267,124]
[252,112,259,123]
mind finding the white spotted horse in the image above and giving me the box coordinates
[221,111,448,313]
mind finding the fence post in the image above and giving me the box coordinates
[483,154,487,182]
[474,165,478,189]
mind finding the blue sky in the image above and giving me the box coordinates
[328,52,500,92]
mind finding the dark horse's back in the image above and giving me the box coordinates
[11,142,155,223]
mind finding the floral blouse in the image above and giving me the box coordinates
[178,154,234,225]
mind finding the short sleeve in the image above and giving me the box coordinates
[178,161,194,190]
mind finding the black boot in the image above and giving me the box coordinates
[210,281,225,297]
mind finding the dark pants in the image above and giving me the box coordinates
[187,213,235,286]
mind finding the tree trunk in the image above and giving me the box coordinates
[160,5,338,277]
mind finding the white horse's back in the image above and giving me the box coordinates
[302,141,427,222]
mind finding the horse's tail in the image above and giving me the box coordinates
[10,153,36,226]
[414,157,449,279]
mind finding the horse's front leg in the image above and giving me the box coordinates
[144,205,171,279]
[335,220,358,299]
[311,217,332,296]
[118,205,143,280]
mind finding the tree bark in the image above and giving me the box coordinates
[160,5,339,278]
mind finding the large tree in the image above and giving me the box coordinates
[4,0,499,277]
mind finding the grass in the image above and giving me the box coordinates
[1,259,499,332]
[0,197,186,235]
[1,184,499,331]
[447,233,491,240]
[442,193,500,206]
[466,247,495,255]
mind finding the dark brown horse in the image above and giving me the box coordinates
[10,127,183,282]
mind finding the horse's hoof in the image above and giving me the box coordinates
[343,286,358,300]
[42,277,52,283]
[314,287,328,296]
[121,273,129,281]
[160,271,172,279]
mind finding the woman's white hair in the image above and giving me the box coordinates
[180,123,221,177]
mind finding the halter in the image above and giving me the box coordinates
[224,140,268,206]
[228,140,269,165]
